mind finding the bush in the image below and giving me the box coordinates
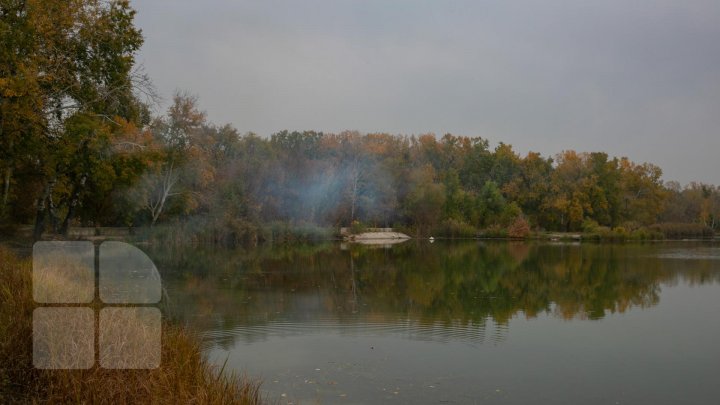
[648,223,715,239]
[392,224,417,238]
[507,217,531,239]
[620,221,642,232]
[431,219,477,238]
[197,216,261,246]
[262,221,334,244]
[614,226,629,238]
[630,227,664,240]
[581,221,672,242]
[586,226,611,240]
[478,224,508,239]
[500,202,523,227]
[349,220,367,235]
[584,226,629,242]
[581,219,600,233]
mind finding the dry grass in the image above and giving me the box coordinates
[0,246,263,404]
[32,242,95,303]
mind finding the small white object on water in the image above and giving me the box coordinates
[429,236,435,243]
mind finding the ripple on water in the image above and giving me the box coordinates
[199,315,509,349]
[655,247,720,260]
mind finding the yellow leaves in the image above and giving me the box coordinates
[494,142,519,162]
[417,133,437,147]
[0,68,40,98]
[364,133,393,155]
[501,179,520,200]
[568,198,585,227]
[26,0,81,45]
[110,117,156,157]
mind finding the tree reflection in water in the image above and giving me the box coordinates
[151,241,720,347]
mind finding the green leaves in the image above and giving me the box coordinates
[0,0,149,232]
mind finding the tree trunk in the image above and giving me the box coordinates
[2,138,14,215]
[60,173,87,235]
[2,167,11,212]
[349,157,360,223]
[33,178,56,240]
[149,162,178,226]
[33,197,47,241]
[48,195,60,233]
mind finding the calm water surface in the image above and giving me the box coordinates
[154,241,720,404]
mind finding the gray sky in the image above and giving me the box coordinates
[132,0,720,185]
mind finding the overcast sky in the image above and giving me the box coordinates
[132,0,719,184]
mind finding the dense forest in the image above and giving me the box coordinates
[1,0,718,243]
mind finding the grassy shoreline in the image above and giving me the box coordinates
[0,246,262,404]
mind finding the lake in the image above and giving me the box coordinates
[154,241,720,404]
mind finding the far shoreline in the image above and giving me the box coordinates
[2,225,717,250]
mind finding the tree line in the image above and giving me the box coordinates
[1,0,717,242]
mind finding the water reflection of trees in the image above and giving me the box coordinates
[151,242,720,343]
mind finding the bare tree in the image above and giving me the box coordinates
[144,162,181,226]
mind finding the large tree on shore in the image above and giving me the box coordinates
[0,0,149,237]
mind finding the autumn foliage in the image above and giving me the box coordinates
[1,1,718,242]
